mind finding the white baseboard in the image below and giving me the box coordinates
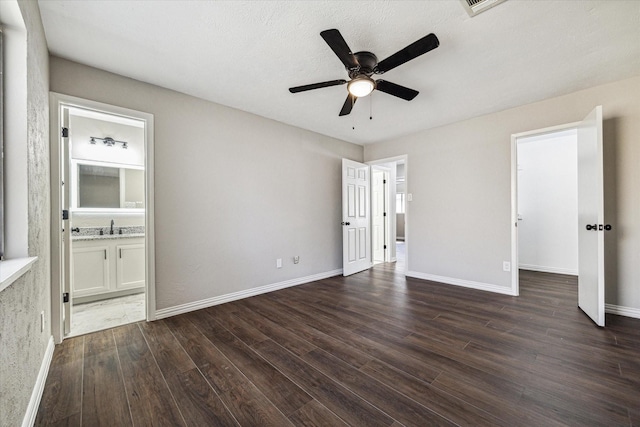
[22,336,54,427]
[519,264,578,276]
[406,271,517,296]
[605,303,640,320]
[155,269,343,319]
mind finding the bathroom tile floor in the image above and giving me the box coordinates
[70,293,145,337]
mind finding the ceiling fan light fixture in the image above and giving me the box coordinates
[347,76,375,97]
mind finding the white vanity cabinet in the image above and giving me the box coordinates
[116,243,145,290]
[72,236,145,302]
[72,244,110,297]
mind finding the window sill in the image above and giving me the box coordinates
[0,257,38,293]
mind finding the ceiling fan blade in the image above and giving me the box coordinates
[375,33,439,74]
[339,93,357,116]
[375,80,419,101]
[320,29,359,70]
[289,79,347,93]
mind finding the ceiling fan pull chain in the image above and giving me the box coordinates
[370,93,373,120]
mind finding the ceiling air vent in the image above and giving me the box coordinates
[460,0,508,17]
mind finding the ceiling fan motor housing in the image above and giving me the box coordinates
[349,51,378,77]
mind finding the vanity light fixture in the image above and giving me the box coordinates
[89,136,128,149]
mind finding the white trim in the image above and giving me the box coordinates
[406,271,517,296]
[605,304,640,320]
[0,257,37,292]
[155,269,342,319]
[519,264,578,276]
[510,134,519,296]
[512,121,580,139]
[22,336,54,427]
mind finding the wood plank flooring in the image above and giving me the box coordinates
[36,262,640,426]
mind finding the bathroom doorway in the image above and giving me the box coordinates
[51,93,155,342]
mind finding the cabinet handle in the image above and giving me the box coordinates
[119,248,122,259]
[104,249,107,260]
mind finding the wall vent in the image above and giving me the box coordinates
[460,0,508,17]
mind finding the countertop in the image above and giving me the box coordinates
[72,233,145,241]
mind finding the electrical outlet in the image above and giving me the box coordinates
[503,261,511,272]
[293,256,300,264]
[40,311,45,332]
[276,258,282,269]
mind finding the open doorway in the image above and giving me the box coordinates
[512,124,579,301]
[368,156,407,273]
[517,128,578,277]
[371,166,390,265]
[512,107,606,326]
[51,93,155,343]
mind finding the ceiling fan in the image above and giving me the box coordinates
[289,29,440,116]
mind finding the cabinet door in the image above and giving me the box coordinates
[116,243,145,290]
[72,245,110,297]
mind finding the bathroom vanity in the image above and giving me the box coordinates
[72,232,145,303]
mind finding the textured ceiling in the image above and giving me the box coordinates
[38,1,640,145]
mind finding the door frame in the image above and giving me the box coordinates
[50,92,156,343]
[367,155,408,273]
[510,121,579,296]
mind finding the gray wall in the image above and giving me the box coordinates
[0,1,50,425]
[365,75,640,310]
[50,57,363,311]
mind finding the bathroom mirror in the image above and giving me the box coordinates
[72,160,145,211]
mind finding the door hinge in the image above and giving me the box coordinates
[383,212,387,217]
[61,127,69,138]
[384,245,387,249]
[383,179,387,184]
[63,292,69,303]
[62,209,69,220]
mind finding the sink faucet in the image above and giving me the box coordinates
[110,219,115,235]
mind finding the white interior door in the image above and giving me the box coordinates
[342,159,371,276]
[577,106,605,327]
[372,170,386,263]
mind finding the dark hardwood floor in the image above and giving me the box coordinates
[36,253,640,426]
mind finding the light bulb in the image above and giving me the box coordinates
[347,77,375,97]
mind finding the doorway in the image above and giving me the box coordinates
[371,167,390,265]
[368,155,408,274]
[50,93,156,343]
[512,123,580,297]
[516,128,578,276]
[511,106,606,326]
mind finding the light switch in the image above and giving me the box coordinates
[276,258,282,268]
[407,193,413,202]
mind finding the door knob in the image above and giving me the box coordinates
[604,224,612,231]
[341,222,351,226]
[586,224,597,231]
